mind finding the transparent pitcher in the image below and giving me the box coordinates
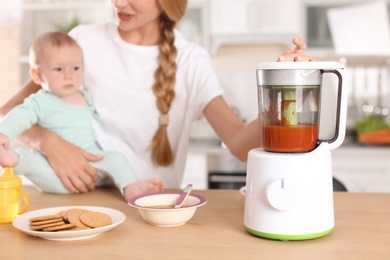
[257,62,346,153]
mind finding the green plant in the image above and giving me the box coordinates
[355,115,390,136]
[53,17,82,33]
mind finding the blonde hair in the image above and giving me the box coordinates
[148,0,187,166]
[29,31,80,69]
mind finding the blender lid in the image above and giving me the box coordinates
[256,61,344,70]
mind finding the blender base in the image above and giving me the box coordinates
[244,143,335,241]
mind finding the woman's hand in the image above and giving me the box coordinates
[40,131,103,193]
[277,37,315,62]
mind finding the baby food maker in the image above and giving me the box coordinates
[244,62,347,241]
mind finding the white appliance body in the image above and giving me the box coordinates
[244,143,334,240]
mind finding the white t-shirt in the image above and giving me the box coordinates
[69,22,224,188]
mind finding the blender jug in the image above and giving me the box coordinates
[257,62,347,152]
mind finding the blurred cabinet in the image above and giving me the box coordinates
[182,153,208,190]
[0,23,21,106]
[211,0,300,35]
[209,0,301,54]
[177,0,210,52]
[302,0,390,54]
[0,1,21,106]
[332,146,390,193]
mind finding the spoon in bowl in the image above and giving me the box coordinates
[174,184,193,208]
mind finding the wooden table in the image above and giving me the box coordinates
[1,186,390,260]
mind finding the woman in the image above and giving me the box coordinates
[0,0,313,194]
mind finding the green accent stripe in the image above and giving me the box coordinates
[245,226,333,241]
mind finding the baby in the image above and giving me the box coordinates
[0,31,163,201]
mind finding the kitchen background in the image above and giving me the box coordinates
[1,0,390,192]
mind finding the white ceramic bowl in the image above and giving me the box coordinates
[128,192,207,227]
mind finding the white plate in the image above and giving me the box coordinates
[12,206,126,241]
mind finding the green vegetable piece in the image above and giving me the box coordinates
[355,115,390,136]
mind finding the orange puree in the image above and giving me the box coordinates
[261,124,319,152]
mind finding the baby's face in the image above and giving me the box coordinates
[38,45,83,98]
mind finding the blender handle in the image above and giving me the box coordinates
[319,69,348,150]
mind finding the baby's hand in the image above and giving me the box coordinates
[0,133,19,167]
[0,133,10,149]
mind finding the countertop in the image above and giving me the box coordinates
[1,186,390,259]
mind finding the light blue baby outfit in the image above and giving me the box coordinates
[0,89,137,194]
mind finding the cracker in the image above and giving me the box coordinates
[67,212,89,228]
[29,217,63,226]
[61,210,70,221]
[31,221,65,230]
[80,211,112,228]
[30,214,62,222]
[29,208,113,232]
[63,208,87,222]
[42,223,76,232]
[59,226,90,232]
[61,208,85,221]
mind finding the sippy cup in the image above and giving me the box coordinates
[0,167,30,223]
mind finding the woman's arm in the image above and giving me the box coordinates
[0,80,101,193]
[204,38,313,161]
[0,80,40,117]
[203,96,260,161]
[37,130,101,193]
